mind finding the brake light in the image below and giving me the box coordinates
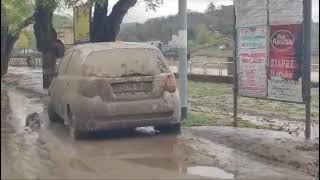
[164,73,176,93]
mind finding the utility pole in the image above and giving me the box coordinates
[303,0,312,140]
[232,1,238,127]
[178,0,188,120]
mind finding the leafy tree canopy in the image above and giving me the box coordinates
[61,0,163,11]
[1,0,34,34]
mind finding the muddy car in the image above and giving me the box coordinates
[48,42,181,139]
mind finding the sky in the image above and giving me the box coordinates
[63,0,319,23]
[118,0,319,23]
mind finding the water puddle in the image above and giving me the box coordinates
[187,166,234,179]
[7,90,44,129]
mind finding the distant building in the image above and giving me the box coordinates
[57,26,74,46]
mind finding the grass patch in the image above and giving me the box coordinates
[237,118,263,129]
[183,111,217,127]
[188,81,231,97]
[188,81,319,122]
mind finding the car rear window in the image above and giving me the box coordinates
[83,48,170,78]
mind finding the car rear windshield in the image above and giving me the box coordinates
[83,48,170,78]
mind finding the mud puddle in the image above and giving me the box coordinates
[1,87,210,179]
[241,114,320,139]
[1,82,317,179]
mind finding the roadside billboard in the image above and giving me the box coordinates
[235,0,305,103]
[73,3,91,44]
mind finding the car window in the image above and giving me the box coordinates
[66,50,81,75]
[58,51,74,75]
[83,49,170,78]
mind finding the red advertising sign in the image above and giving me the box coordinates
[268,24,303,102]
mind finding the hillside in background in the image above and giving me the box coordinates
[118,5,234,44]
[53,14,73,28]
[118,5,319,55]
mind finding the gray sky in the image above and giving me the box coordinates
[63,0,319,23]
[120,0,319,23]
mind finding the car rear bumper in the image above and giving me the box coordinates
[75,115,179,131]
[70,92,181,131]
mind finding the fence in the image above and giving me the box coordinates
[8,51,319,83]
[169,60,234,77]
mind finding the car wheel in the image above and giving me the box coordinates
[48,101,63,122]
[69,111,83,140]
[155,123,181,134]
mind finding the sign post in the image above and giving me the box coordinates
[178,0,188,120]
[303,0,312,140]
[233,4,238,127]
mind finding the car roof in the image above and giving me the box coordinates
[65,42,159,61]
[67,41,158,54]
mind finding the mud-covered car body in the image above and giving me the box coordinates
[48,42,181,138]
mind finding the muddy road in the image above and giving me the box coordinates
[1,67,319,179]
[1,87,233,179]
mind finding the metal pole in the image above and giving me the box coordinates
[178,0,188,120]
[233,1,238,127]
[303,0,312,140]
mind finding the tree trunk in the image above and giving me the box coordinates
[1,14,34,77]
[91,2,108,42]
[1,27,8,76]
[34,2,64,89]
[91,0,137,42]
[42,51,56,88]
[1,30,18,77]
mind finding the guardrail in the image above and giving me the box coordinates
[172,60,319,78]
[173,61,233,76]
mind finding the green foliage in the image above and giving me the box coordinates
[188,81,230,98]
[15,32,29,48]
[195,23,210,45]
[36,0,58,11]
[15,30,36,48]
[118,5,232,44]
[1,0,34,34]
[205,2,216,14]
[62,0,163,11]
[183,112,217,127]
[143,0,163,11]
[52,14,73,29]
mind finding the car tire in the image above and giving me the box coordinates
[155,123,181,134]
[48,101,63,122]
[69,111,83,140]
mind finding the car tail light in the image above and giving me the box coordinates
[164,73,176,93]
